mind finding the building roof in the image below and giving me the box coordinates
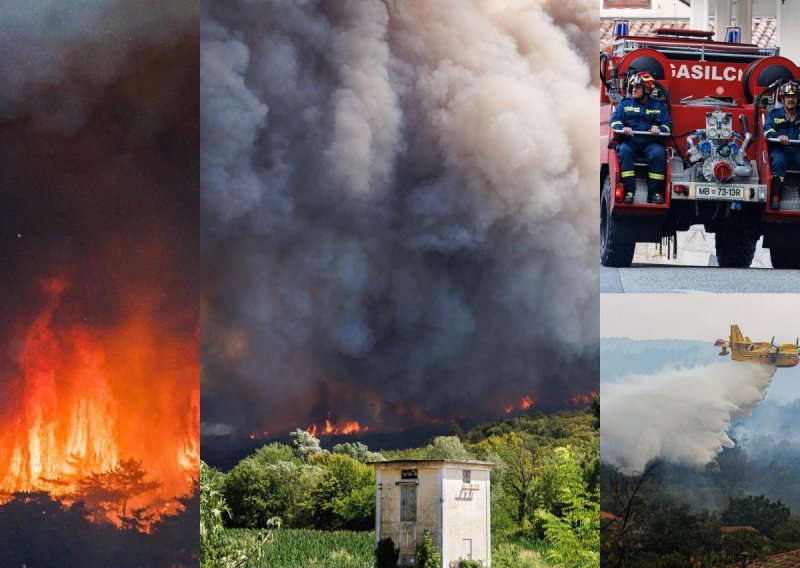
[723,548,800,567]
[720,525,760,533]
[369,459,493,468]
[600,18,777,48]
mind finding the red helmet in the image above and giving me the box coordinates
[629,72,656,94]
[778,80,800,101]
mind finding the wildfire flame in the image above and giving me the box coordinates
[571,391,598,405]
[305,417,365,437]
[520,395,534,410]
[0,278,199,523]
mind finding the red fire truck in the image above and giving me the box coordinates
[600,28,800,268]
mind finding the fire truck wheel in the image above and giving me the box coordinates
[769,248,800,269]
[600,175,635,268]
[714,228,757,268]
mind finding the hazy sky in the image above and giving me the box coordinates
[601,294,800,403]
[602,294,800,342]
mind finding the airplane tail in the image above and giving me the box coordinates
[730,324,745,361]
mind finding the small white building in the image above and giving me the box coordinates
[371,459,493,567]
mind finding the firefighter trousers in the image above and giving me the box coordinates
[769,145,800,178]
[617,139,666,192]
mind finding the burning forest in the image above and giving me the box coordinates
[201,0,600,444]
[0,1,199,562]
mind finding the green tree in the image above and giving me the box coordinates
[415,530,440,568]
[290,429,322,460]
[308,452,375,529]
[536,447,600,568]
[333,441,384,463]
[425,436,472,460]
[722,495,791,538]
[223,458,319,528]
[496,433,538,525]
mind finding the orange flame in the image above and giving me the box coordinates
[305,418,364,437]
[570,391,599,405]
[503,405,514,414]
[520,395,534,410]
[0,278,198,524]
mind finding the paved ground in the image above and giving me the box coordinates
[601,264,800,293]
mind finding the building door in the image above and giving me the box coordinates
[462,539,472,560]
[399,484,418,563]
[400,484,417,522]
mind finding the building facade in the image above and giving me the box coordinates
[372,460,493,567]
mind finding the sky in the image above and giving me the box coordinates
[601,294,800,402]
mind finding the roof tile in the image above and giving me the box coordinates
[601,18,777,48]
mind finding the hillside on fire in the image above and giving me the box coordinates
[0,1,200,566]
[600,334,800,567]
[200,404,600,568]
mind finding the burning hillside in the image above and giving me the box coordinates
[201,0,599,440]
[0,0,199,525]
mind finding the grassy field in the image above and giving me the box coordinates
[224,528,556,568]
[226,528,374,568]
[492,534,556,568]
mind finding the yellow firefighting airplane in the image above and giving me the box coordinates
[715,325,800,368]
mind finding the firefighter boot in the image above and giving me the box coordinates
[647,180,664,204]
[770,176,783,210]
[623,180,636,203]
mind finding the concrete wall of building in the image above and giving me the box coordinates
[376,465,441,563]
[601,0,776,20]
[374,461,492,567]
[777,0,800,63]
[440,467,492,567]
[600,0,692,19]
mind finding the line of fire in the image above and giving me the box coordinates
[0,5,200,566]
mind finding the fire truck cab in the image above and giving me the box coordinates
[600,27,800,268]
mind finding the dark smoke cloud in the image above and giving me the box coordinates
[201,0,599,436]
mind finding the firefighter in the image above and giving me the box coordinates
[610,71,673,204]
[763,80,800,210]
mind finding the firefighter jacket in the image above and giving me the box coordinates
[610,97,672,142]
[763,106,800,142]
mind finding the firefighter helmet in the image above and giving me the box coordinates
[778,80,799,101]
[629,72,656,94]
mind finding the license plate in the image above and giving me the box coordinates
[695,185,744,199]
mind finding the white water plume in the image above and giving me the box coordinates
[602,362,775,474]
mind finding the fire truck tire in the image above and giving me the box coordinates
[769,248,800,269]
[714,228,757,268]
[600,176,635,268]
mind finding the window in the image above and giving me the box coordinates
[401,469,418,480]
[462,470,471,484]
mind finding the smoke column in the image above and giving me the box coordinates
[201,0,599,437]
[602,363,775,474]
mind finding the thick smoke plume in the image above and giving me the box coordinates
[201,0,599,436]
[602,363,775,474]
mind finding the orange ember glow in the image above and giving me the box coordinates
[570,391,599,405]
[0,278,199,524]
[306,417,365,437]
[504,405,514,414]
[520,395,534,410]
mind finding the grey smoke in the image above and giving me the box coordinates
[0,0,196,129]
[602,362,775,474]
[201,0,599,435]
